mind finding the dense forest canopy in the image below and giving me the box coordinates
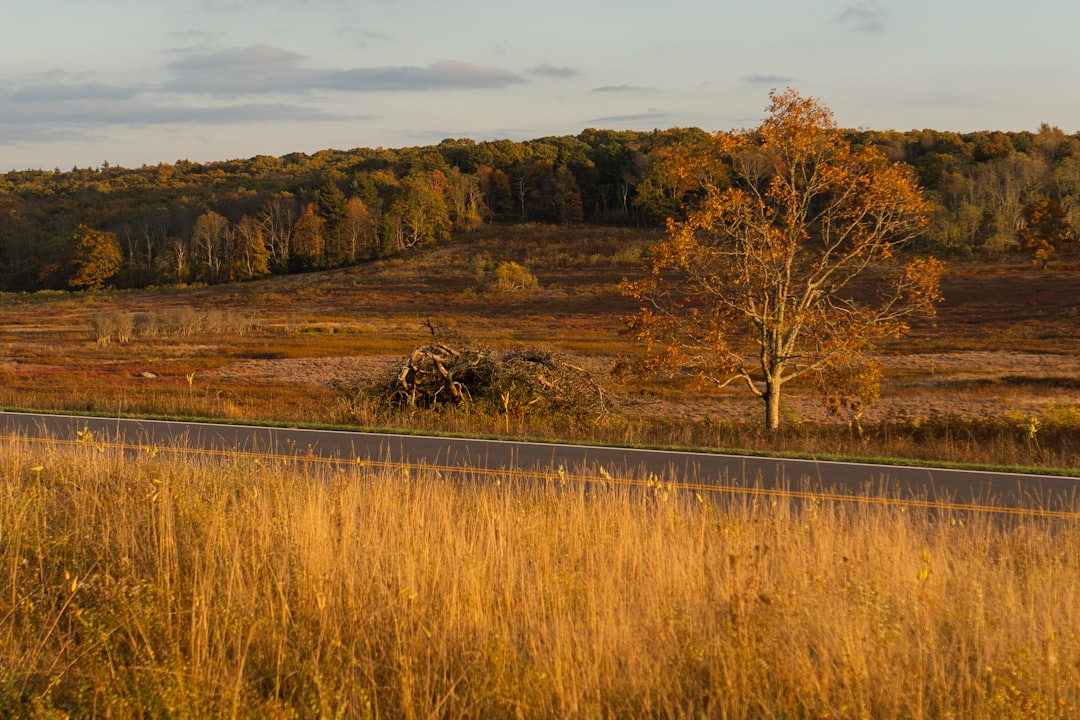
[0,124,1076,291]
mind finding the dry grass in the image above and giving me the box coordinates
[0,226,1078,467]
[2,438,1079,718]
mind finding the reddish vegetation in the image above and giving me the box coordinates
[0,227,1077,465]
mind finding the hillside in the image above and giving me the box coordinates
[1,126,1077,294]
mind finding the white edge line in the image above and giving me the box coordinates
[1,410,1074,482]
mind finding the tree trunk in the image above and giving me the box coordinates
[763,379,783,431]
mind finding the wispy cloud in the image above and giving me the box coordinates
[11,82,141,102]
[346,27,394,47]
[0,80,353,147]
[742,74,797,86]
[837,2,886,32]
[583,110,671,126]
[165,44,526,95]
[0,97,346,128]
[526,64,579,78]
[592,85,648,93]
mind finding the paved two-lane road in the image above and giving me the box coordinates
[1,411,1076,516]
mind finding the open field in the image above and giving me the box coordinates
[3,439,1079,718]
[1,224,1079,467]
[3,227,1080,717]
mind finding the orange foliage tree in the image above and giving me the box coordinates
[67,225,123,290]
[1020,197,1072,270]
[624,90,943,430]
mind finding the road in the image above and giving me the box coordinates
[1,410,1076,517]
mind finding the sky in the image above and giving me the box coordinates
[1,0,1078,172]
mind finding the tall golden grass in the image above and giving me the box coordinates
[2,439,1079,718]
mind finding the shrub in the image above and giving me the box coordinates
[90,312,118,344]
[133,312,159,336]
[490,261,538,293]
[113,311,135,343]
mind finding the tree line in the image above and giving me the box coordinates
[0,123,1077,291]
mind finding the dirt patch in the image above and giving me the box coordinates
[210,355,401,388]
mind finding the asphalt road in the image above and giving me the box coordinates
[1,410,1077,516]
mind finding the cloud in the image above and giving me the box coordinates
[166,44,526,95]
[592,85,648,93]
[346,28,394,47]
[0,124,107,145]
[837,2,886,32]
[334,61,525,92]
[0,93,350,142]
[742,74,797,86]
[526,64,578,78]
[583,110,672,126]
[156,103,348,125]
[170,43,304,74]
[11,82,141,102]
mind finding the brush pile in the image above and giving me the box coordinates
[372,343,611,419]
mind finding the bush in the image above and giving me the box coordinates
[90,312,118,344]
[87,307,259,344]
[490,261,538,293]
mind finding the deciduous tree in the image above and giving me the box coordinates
[1020,197,1072,269]
[290,203,326,269]
[624,90,943,431]
[258,192,298,270]
[443,167,485,231]
[232,214,270,280]
[67,225,123,290]
[191,211,231,282]
[634,129,726,225]
[382,173,451,253]
[332,197,377,264]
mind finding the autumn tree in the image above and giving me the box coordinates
[67,225,123,290]
[290,203,327,270]
[330,197,377,264]
[624,90,943,431]
[634,130,727,225]
[1020,197,1072,269]
[522,159,584,223]
[232,215,270,280]
[475,166,514,221]
[443,167,485,231]
[191,211,232,282]
[552,165,585,223]
[381,173,451,253]
[258,192,298,270]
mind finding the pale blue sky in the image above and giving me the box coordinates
[1,0,1076,171]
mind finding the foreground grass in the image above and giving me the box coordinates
[2,441,1079,718]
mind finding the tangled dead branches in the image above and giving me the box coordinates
[370,343,612,421]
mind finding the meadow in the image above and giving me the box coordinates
[2,438,1078,719]
[2,226,1080,717]
[0,224,1078,469]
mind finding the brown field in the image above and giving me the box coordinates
[3,227,1080,718]
[1,224,1079,468]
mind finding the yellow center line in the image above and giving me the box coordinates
[4,433,1078,520]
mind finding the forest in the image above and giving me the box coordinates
[0,123,1076,291]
